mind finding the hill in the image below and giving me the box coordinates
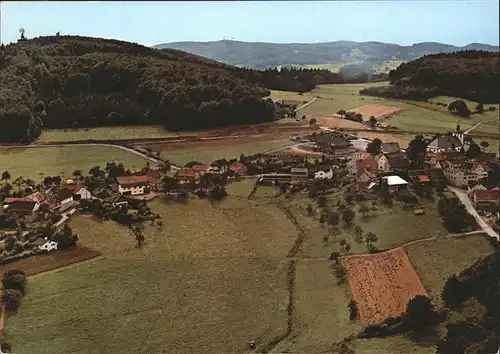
[154,40,499,69]
[0,36,344,143]
[360,50,500,103]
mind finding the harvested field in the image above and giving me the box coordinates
[0,246,101,276]
[349,104,403,119]
[342,247,428,325]
[309,115,364,130]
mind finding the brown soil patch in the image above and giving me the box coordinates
[350,104,403,119]
[0,246,101,276]
[342,247,428,326]
[310,115,364,129]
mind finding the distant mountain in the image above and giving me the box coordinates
[153,40,500,69]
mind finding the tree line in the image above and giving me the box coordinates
[359,50,500,103]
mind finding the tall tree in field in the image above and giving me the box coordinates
[1,171,10,181]
[365,232,378,245]
[342,209,355,226]
[128,223,145,247]
[353,225,363,243]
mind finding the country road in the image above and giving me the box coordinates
[448,186,499,241]
[295,97,317,112]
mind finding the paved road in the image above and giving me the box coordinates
[295,97,317,112]
[448,186,499,241]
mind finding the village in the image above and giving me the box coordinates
[1,119,498,268]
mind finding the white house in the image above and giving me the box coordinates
[315,169,334,180]
[116,176,150,195]
[34,237,58,252]
[470,162,491,179]
[382,175,409,192]
[443,168,481,188]
[60,186,94,204]
[426,135,463,153]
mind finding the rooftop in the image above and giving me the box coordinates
[116,175,150,186]
[383,175,408,186]
[177,168,198,178]
[474,190,499,202]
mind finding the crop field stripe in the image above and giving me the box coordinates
[341,247,428,325]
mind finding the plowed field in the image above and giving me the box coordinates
[342,247,428,325]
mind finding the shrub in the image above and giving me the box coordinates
[2,288,23,311]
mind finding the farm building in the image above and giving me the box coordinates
[3,200,41,220]
[291,167,309,181]
[229,162,247,177]
[176,168,201,184]
[348,152,377,177]
[116,175,151,195]
[33,237,58,252]
[191,164,210,176]
[426,135,463,153]
[470,162,492,179]
[60,186,94,204]
[376,152,409,173]
[382,175,409,192]
[315,168,334,180]
[473,190,499,208]
[442,168,480,188]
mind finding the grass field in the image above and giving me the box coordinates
[37,126,194,142]
[0,146,153,181]
[6,197,297,354]
[404,234,496,308]
[267,90,311,103]
[157,138,294,166]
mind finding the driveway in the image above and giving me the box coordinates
[448,186,499,241]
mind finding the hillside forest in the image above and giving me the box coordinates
[0,35,354,143]
[360,50,500,103]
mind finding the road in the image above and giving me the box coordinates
[464,122,484,134]
[295,97,317,112]
[447,186,499,241]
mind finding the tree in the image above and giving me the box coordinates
[448,100,471,117]
[319,213,326,227]
[327,211,340,230]
[2,288,22,312]
[442,274,467,307]
[353,225,363,242]
[359,203,370,216]
[344,243,351,252]
[209,185,227,201]
[309,117,317,126]
[1,171,10,181]
[368,116,377,128]
[128,222,145,247]
[72,169,83,180]
[407,134,427,163]
[342,209,355,226]
[52,223,78,249]
[366,138,382,155]
[2,269,27,295]
[475,103,484,114]
[306,204,314,216]
[337,109,346,118]
[479,141,489,150]
[466,142,481,159]
[405,295,438,330]
[162,176,178,194]
[365,232,378,245]
[348,300,358,320]
[317,195,327,207]
[329,251,341,263]
[88,166,105,179]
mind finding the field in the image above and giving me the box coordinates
[6,197,299,354]
[342,248,428,325]
[37,126,192,142]
[143,137,295,165]
[349,104,403,119]
[404,234,496,308]
[0,145,152,180]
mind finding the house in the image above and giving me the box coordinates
[443,168,481,188]
[4,200,40,219]
[382,175,409,192]
[473,190,499,208]
[191,164,209,176]
[356,160,377,186]
[377,152,409,173]
[315,168,334,180]
[60,186,94,204]
[426,135,463,153]
[291,167,309,181]
[116,176,150,195]
[229,162,247,177]
[381,142,401,154]
[314,135,351,149]
[176,168,201,184]
[33,237,58,252]
[477,152,498,164]
[470,162,492,179]
[425,168,446,185]
[348,152,377,177]
[467,182,487,198]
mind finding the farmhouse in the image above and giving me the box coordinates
[191,164,209,176]
[473,190,499,208]
[315,168,334,180]
[176,168,201,184]
[376,152,409,173]
[291,167,309,181]
[426,135,463,153]
[229,162,247,176]
[443,168,481,188]
[60,186,94,204]
[4,200,40,219]
[116,175,151,195]
[382,175,409,192]
[470,162,492,179]
[408,170,432,185]
[348,152,376,177]
[356,160,377,186]
[33,237,58,252]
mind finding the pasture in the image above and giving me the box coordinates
[0,145,152,180]
[37,126,190,142]
[147,138,294,166]
[6,197,298,354]
[342,247,428,325]
[404,234,496,308]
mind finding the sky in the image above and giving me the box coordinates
[1,1,499,47]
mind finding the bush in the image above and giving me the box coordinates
[2,288,23,311]
[2,268,27,294]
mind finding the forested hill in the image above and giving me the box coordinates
[0,35,342,143]
[361,50,500,103]
[154,40,499,69]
